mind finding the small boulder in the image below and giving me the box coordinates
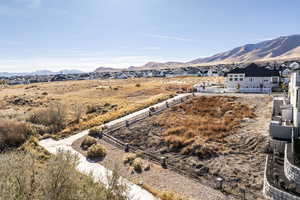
[195,166,209,176]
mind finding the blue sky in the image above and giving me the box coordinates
[0,0,299,72]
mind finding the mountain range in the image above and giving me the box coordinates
[96,34,300,72]
[2,35,300,75]
[0,69,84,77]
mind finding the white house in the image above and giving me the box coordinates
[225,63,280,93]
[288,70,300,127]
[289,62,300,70]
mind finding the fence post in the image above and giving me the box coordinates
[99,131,103,139]
[240,188,245,200]
[216,177,223,192]
[161,156,167,168]
[124,143,129,152]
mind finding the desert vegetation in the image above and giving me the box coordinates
[0,151,129,200]
[88,127,104,137]
[0,119,34,151]
[0,77,225,200]
[111,96,256,160]
[157,96,255,157]
[81,136,97,150]
[87,144,107,159]
[0,77,220,140]
[28,102,68,133]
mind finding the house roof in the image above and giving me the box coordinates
[227,63,280,77]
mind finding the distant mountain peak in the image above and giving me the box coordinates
[0,69,84,77]
[92,34,300,72]
[189,34,300,64]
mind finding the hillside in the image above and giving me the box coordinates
[93,35,300,72]
[0,69,84,77]
[189,34,300,64]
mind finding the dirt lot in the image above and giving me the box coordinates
[0,77,223,138]
[76,94,272,199]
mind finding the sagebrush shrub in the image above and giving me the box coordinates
[0,120,33,150]
[88,127,102,137]
[28,102,67,133]
[0,151,129,200]
[123,153,137,165]
[81,136,97,150]
[87,144,107,159]
[132,158,143,173]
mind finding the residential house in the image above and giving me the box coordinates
[225,63,280,93]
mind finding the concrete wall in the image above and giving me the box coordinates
[282,108,293,122]
[269,138,287,154]
[269,123,293,140]
[263,156,300,200]
[239,87,271,93]
[284,144,300,185]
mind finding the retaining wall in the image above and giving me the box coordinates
[285,144,300,185]
[263,156,300,200]
[269,123,293,140]
[269,138,287,154]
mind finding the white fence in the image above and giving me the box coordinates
[226,87,271,93]
[196,87,272,94]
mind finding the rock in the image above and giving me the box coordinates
[194,162,204,169]
[144,163,151,171]
[159,147,168,154]
[242,118,256,123]
[251,183,262,190]
[195,166,209,176]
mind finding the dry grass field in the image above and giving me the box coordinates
[158,96,255,157]
[0,76,223,140]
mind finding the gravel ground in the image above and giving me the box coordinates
[72,137,231,200]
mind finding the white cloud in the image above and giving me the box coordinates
[146,34,192,42]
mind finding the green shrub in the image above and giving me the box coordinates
[81,136,97,150]
[87,144,107,159]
